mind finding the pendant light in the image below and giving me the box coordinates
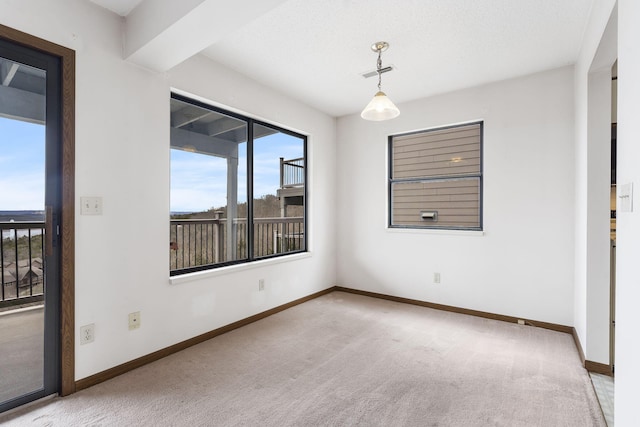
[361,41,400,121]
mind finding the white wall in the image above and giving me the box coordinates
[573,0,617,367]
[0,0,337,380]
[575,1,640,424]
[616,1,640,424]
[336,67,576,326]
[586,69,613,365]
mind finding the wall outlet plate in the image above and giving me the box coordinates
[80,324,95,344]
[128,311,141,330]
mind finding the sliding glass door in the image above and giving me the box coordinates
[0,37,62,413]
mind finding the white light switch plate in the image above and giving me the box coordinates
[81,197,103,215]
[618,183,633,213]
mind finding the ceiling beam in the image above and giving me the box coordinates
[1,62,19,86]
[170,127,240,159]
[254,126,278,139]
[207,118,245,137]
[125,0,289,72]
[0,85,45,124]
[170,108,212,128]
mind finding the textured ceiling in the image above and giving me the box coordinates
[89,0,143,16]
[89,0,594,117]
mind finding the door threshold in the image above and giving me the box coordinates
[0,393,57,420]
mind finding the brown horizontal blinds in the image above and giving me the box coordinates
[392,179,480,228]
[392,123,481,179]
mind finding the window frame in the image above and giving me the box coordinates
[388,121,483,231]
[170,93,308,276]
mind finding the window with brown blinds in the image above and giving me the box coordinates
[389,122,483,230]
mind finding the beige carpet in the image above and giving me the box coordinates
[1,291,605,426]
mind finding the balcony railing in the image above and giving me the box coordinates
[170,216,303,273]
[280,157,304,188]
[1,222,45,308]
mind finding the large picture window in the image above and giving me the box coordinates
[389,121,482,230]
[169,94,306,275]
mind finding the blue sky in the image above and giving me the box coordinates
[0,115,303,213]
[0,117,45,210]
[170,131,303,212]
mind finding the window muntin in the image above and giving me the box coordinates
[169,95,306,275]
[252,123,305,258]
[389,122,482,230]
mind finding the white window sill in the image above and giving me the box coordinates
[386,227,485,237]
[169,252,312,285]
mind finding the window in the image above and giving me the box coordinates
[169,94,306,275]
[389,121,482,230]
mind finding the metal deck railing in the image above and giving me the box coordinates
[170,216,304,273]
[280,157,304,188]
[0,222,45,308]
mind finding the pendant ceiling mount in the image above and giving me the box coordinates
[371,41,389,53]
[361,41,400,121]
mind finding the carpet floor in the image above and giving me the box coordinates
[1,291,605,426]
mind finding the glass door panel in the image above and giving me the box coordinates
[0,38,61,413]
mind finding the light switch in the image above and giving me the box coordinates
[618,183,633,213]
[81,197,103,215]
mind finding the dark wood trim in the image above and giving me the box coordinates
[0,24,76,396]
[59,44,76,397]
[571,327,586,364]
[334,287,573,334]
[75,287,335,391]
[337,288,610,374]
[342,286,613,376]
[74,285,599,392]
[570,328,614,376]
[585,360,614,376]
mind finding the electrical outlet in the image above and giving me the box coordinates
[128,311,141,330]
[80,324,95,345]
[258,279,265,291]
[433,272,441,284]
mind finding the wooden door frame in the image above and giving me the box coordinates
[0,24,75,396]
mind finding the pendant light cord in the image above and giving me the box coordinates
[361,41,399,121]
[377,48,383,91]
